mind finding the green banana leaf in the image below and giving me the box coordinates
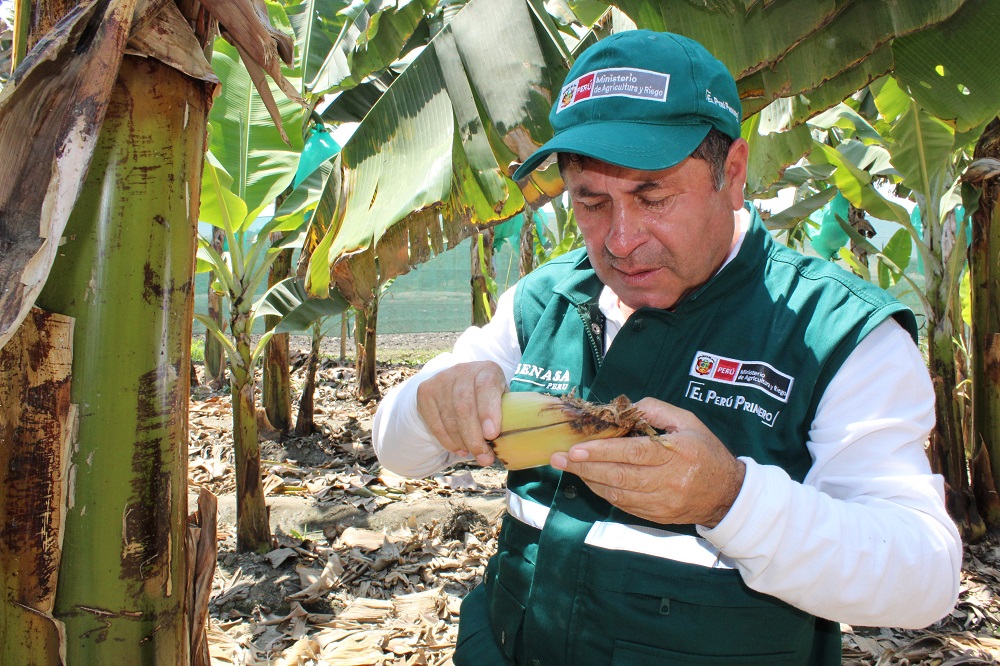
[741,105,814,196]
[893,0,1000,134]
[611,0,839,77]
[880,84,957,212]
[284,0,354,89]
[546,0,609,29]
[201,35,305,228]
[199,151,249,232]
[255,277,350,333]
[888,104,957,204]
[878,227,912,289]
[321,75,395,124]
[308,0,434,96]
[763,187,837,232]
[810,141,913,231]
[306,0,566,306]
[613,0,968,122]
[735,0,964,115]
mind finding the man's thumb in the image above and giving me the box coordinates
[633,397,695,432]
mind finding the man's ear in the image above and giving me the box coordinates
[724,138,749,210]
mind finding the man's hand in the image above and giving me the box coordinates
[416,361,506,467]
[550,398,745,528]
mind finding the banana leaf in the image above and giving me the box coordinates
[884,90,957,208]
[764,186,837,232]
[284,0,354,88]
[892,0,1000,134]
[306,0,566,306]
[613,0,968,121]
[742,106,814,196]
[0,0,139,351]
[308,0,434,96]
[256,277,350,333]
[201,36,305,228]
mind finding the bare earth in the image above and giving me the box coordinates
[190,332,1000,665]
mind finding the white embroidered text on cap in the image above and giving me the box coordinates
[557,67,670,113]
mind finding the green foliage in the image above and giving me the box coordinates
[256,277,350,334]
[475,233,498,319]
[201,36,305,228]
[191,337,206,363]
[878,228,912,289]
[308,0,435,97]
[195,196,305,375]
[283,0,354,87]
[304,0,564,303]
[892,0,1000,133]
[742,103,814,196]
[535,195,585,266]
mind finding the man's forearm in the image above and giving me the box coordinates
[373,359,467,478]
[373,287,523,478]
[699,322,961,628]
[701,459,961,628]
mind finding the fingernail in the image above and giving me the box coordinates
[476,453,494,467]
[569,447,589,461]
[457,449,469,457]
[483,418,497,439]
[551,453,568,470]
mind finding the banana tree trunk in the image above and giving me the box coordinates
[520,208,535,278]
[848,203,875,266]
[971,117,1000,528]
[0,309,74,666]
[472,228,496,326]
[340,313,348,362]
[204,227,227,388]
[263,232,292,432]
[35,56,209,664]
[355,299,380,402]
[295,322,322,436]
[229,311,271,553]
[924,205,979,538]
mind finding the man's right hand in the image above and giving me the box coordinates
[416,361,506,466]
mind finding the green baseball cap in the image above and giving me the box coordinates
[512,30,742,181]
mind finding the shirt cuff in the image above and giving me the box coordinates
[696,457,791,553]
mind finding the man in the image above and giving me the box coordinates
[374,30,961,665]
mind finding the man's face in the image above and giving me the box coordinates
[561,140,748,311]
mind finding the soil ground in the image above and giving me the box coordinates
[191,332,1000,665]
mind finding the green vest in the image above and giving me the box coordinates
[480,206,916,665]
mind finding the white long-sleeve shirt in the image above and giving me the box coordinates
[374,284,962,630]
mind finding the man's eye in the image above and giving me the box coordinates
[579,201,607,212]
[639,196,670,208]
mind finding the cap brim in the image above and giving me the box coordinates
[512,122,712,182]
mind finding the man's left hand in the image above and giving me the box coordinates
[550,398,745,528]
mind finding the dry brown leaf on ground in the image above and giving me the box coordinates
[337,598,394,623]
[317,629,390,665]
[340,526,393,550]
[273,636,320,666]
[394,589,447,624]
[289,554,345,602]
[265,548,297,568]
[434,471,479,492]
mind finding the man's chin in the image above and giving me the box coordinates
[613,287,676,312]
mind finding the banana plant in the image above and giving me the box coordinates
[198,10,308,433]
[763,79,982,536]
[534,195,585,267]
[195,153,305,553]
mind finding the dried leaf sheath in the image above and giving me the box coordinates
[490,393,655,471]
[0,0,139,351]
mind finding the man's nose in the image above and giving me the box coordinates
[605,204,646,258]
